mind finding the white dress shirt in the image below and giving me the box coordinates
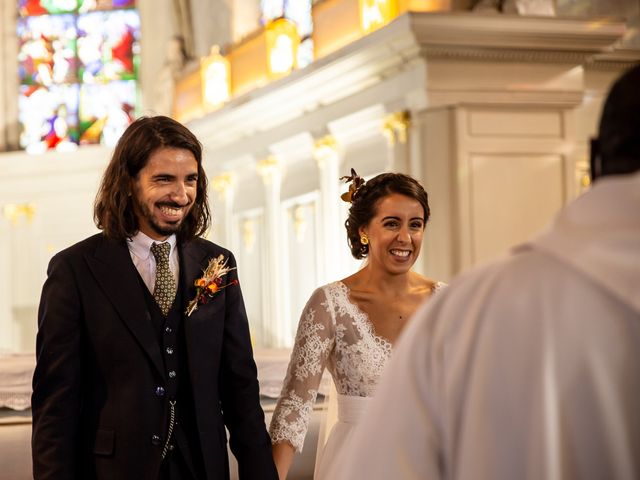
[127,231,179,294]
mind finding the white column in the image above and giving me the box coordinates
[0,0,19,150]
[210,172,235,247]
[0,201,39,352]
[256,156,287,347]
[313,135,343,284]
[382,111,411,173]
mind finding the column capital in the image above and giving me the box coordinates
[382,111,411,146]
[291,204,310,243]
[241,218,256,253]
[257,155,282,185]
[313,135,340,168]
[2,203,36,225]
[211,172,236,196]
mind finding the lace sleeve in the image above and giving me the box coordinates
[269,286,335,452]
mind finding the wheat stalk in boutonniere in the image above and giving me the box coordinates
[185,254,238,317]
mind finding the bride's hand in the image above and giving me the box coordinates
[272,441,296,480]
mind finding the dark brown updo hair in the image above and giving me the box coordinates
[344,172,430,259]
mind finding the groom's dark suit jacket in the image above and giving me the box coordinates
[32,233,277,480]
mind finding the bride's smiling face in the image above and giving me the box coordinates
[359,193,426,275]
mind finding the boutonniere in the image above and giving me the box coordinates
[185,254,238,317]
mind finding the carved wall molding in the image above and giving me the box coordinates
[422,46,605,64]
[408,12,625,51]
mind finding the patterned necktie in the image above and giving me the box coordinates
[150,242,176,316]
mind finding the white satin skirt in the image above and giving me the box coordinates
[314,394,371,479]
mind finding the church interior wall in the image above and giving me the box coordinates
[0,2,639,352]
[2,4,638,479]
[0,146,109,351]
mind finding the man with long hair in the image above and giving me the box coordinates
[32,116,278,480]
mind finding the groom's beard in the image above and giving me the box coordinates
[134,197,192,238]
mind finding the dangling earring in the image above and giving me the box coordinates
[360,233,369,245]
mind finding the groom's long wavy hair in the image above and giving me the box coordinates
[93,115,211,242]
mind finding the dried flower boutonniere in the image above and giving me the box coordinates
[186,254,238,317]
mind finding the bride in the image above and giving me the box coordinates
[269,170,446,479]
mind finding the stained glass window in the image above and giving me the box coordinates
[260,0,313,68]
[17,0,140,153]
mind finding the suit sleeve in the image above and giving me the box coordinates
[218,252,278,480]
[32,253,84,480]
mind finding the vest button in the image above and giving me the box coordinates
[151,434,162,445]
[165,326,173,334]
[155,386,165,397]
[168,370,176,379]
[166,347,174,355]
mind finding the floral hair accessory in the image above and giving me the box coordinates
[186,254,237,317]
[339,168,365,203]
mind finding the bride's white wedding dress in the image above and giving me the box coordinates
[269,280,445,478]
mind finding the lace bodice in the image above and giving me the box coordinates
[269,280,446,451]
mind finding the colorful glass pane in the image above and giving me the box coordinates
[76,10,140,83]
[19,84,80,152]
[19,0,80,16]
[261,0,284,24]
[17,0,140,152]
[78,80,136,146]
[285,0,313,37]
[17,15,78,85]
[297,38,313,68]
[261,1,313,37]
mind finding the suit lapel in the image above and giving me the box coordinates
[85,236,164,378]
[180,241,208,312]
[181,239,217,307]
[179,241,222,375]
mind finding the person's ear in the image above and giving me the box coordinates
[359,227,369,246]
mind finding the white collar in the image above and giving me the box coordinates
[128,231,177,260]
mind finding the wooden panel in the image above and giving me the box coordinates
[173,68,204,123]
[469,153,565,264]
[398,0,462,12]
[312,0,361,59]
[468,110,563,137]
[227,31,269,97]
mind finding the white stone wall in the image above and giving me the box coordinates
[0,4,638,352]
[0,147,108,352]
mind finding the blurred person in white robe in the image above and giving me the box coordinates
[331,64,640,480]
